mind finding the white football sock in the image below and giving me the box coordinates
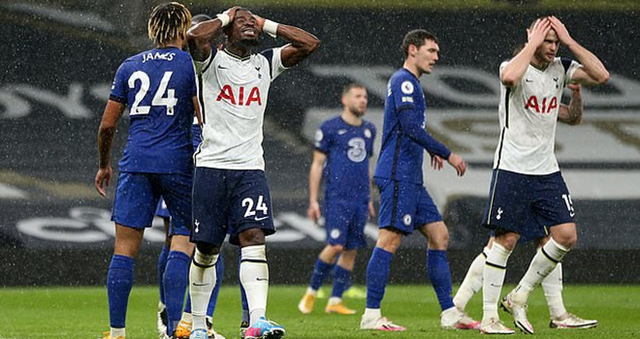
[512,238,569,304]
[189,249,218,330]
[483,243,511,322]
[327,297,342,305]
[305,286,318,296]
[453,247,489,311]
[180,312,193,323]
[110,328,125,339]
[240,245,269,325]
[363,307,381,320]
[542,262,567,319]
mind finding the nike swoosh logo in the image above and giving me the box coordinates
[254,216,269,221]
[193,283,211,286]
[218,65,228,69]
[525,79,533,82]
[256,277,268,281]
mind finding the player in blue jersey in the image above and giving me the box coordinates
[360,29,479,332]
[149,12,230,339]
[478,16,609,334]
[94,3,196,339]
[186,6,320,339]
[297,84,376,316]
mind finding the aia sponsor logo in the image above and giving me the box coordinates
[525,95,558,114]
[216,85,262,106]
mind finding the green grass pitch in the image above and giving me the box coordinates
[1,284,639,338]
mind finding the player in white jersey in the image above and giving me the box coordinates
[479,16,609,334]
[186,6,320,339]
[454,83,597,331]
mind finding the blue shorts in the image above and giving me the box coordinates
[192,168,275,247]
[375,178,442,235]
[154,198,190,237]
[112,172,192,233]
[155,199,170,218]
[482,169,575,237]
[323,198,368,250]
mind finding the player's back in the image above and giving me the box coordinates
[110,47,196,175]
[375,68,426,184]
[318,116,376,202]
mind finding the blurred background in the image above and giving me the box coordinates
[1,0,639,286]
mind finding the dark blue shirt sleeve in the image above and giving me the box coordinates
[398,107,451,159]
[108,62,128,104]
[314,122,331,154]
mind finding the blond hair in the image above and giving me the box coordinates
[148,2,192,46]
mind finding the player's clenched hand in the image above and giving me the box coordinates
[95,166,112,197]
[527,17,551,48]
[430,153,444,171]
[447,153,467,176]
[367,201,376,220]
[567,83,582,93]
[307,201,321,224]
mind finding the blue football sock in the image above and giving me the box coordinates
[107,254,135,328]
[164,251,190,335]
[366,247,393,309]
[331,265,352,298]
[157,245,170,305]
[309,258,334,291]
[207,253,224,317]
[427,249,455,311]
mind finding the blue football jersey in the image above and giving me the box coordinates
[315,116,376,202]
[375,68,450,184]
[109,47,196,174]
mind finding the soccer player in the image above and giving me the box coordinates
[360,29,478,332]
[478,16,609,334]
[152,13,228,339]
[453,83,597,330]
[94,3,196,339]
[186,6,320,339]
[297,84,376,316]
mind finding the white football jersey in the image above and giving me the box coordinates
[193,47,287,170]
[493,57,581,175]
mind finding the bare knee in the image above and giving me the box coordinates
[376,228,402,253]
[494,229,520,251]
[550,223,577,249]
[239,228,266,247]
[420,221,449,250]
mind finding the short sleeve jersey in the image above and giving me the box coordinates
[109,47,196,174]
[193,47,287,171]
[494,57,581,175]
[314,116,376,202]
[374,68,427,184]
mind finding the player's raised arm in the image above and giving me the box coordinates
[558,83,583,125]
[548,16,610,86]
[501,18,551,87]
[254,14,320,67]
[187,6,239,62]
